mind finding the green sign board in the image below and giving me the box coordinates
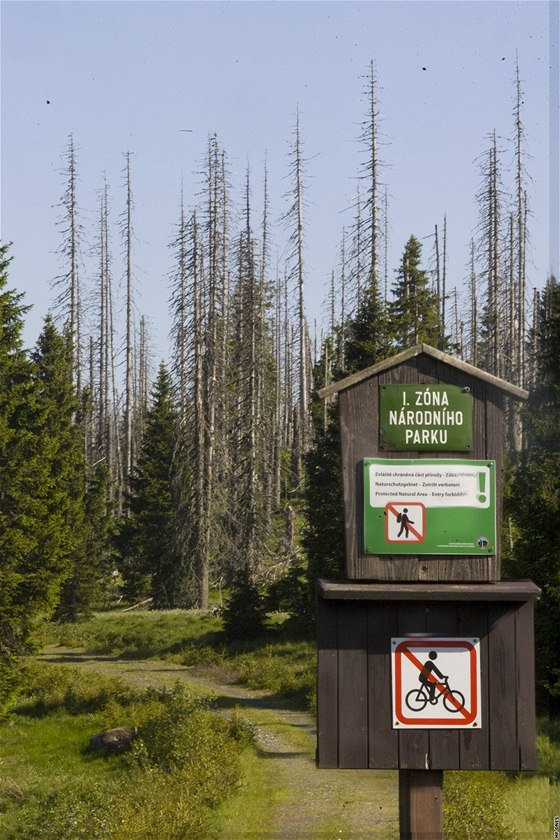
[363,458,496,555]
[379,384,473,451]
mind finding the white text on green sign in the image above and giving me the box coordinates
[379,385,473,451]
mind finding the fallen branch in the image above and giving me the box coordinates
[121,597,153,612]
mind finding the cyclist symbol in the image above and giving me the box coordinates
[405,651,466,713]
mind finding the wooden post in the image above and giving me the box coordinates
[399,770,444,839]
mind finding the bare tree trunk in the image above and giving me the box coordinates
[442,215,448,348]
[294,109,308,485]
[192,210,208,608]
[514,56,527,388]
[434,223,441,343]
[52,134,82,392]
[338,228,347,371]
[366,61,379,289]
[383,187,389,305]
[469,240,478,366]
[123,152,134,482]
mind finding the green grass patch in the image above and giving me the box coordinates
[0,662,255,839]
[536,714,560,780]
[444,771,520,839]
[44,609,317,712]
[44,609,224,659]
[233,640,316,710]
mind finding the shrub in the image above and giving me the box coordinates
[235,647,315,707]
[222,568,267,641]
[7,680,254,839]
[16,661,137,717]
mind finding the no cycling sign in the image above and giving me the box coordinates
[391,637,482,729]
[363,458,496,555]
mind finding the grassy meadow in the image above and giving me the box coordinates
[0,608,558,838]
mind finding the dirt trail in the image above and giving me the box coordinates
[39,647,398,839]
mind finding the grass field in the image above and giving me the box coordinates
[0,660,256,839]
[1,609,558,838]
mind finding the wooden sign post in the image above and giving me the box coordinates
[315,344,540,839]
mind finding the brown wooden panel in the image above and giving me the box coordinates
[355,555,422,581]
[318,579,541,602]
[396,602,430,769]
[423,603,461,770]
[416,353,441,386]
[516,599,538,770]
[485,392,504,579]
[367,601,398,768]
[316,588,537,772]
[488,604,518,769]
[340,380,377,579]
[437,556,490,582]
[337,601,368,767]
[316,597,339,768]
[456,602,490,769]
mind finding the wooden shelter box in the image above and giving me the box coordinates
[316,579,540,772]
[317,344,528,582]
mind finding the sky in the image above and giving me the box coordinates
[1,0,557,369]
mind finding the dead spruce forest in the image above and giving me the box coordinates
[1,60,559,715]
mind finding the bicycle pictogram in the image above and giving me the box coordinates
[405,675,466,714]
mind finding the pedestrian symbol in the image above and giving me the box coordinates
[391,637,481,728]
[385,502,425,543]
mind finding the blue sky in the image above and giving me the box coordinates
[1,1,555,366]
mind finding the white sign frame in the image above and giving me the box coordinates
[391,637,482,729]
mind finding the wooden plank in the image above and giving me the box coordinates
[319,344,425,399]
[516,599,538,770]
[424,603,460,770]
[337,601,368,767]
[457,602,490,769]
[397,602,430,769]
[316,597,339,768]
[367,601,398,768]
[437,556,490,582]
[317,579,541,601]
[415,353,441,387]
[339,380,377,578]
[488,604,518,769]
[485,391,504,579]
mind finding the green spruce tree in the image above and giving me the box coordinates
[120,363,188,609]
[0,250,76,707]
[504,276,560,710]
[33,316,89,623]
[390,235,441,349]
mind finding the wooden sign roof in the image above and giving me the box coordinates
[317,343,529,402]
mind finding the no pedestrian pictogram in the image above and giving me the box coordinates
[385,502,425,543]
[391,637,481,729]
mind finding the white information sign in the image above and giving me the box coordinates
[391,637,481,729]
[368,463,491,509]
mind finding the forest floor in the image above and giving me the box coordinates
[38,646,399,839]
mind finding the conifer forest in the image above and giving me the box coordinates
[1,58,559,715]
